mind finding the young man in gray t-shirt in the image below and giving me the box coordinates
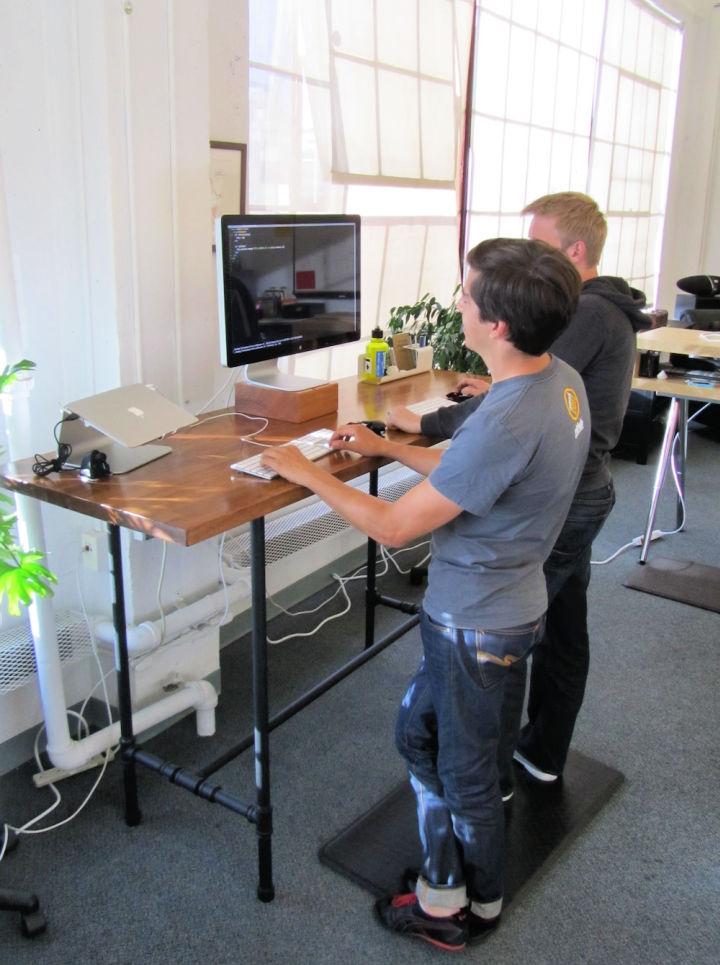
[263,238,589,952]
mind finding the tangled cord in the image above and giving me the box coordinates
[32,417,77,476]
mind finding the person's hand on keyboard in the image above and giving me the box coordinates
[330,422,390,457]
[386,405,422,434]
[454,375,491,397]
[260,443,320,485]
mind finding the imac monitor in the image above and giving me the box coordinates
[216,213,361,390]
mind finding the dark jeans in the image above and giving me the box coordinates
[511,482,616,778]
[396,609,544,914]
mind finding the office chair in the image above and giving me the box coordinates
[1,826,47,937]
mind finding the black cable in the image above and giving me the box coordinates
[32,416,77,476]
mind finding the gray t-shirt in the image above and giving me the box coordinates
[424,356,589,629]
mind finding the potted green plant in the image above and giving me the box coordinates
[0,360,57,615]
[386,287,488,376]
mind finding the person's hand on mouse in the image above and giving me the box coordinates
[386,406,422,434]
[330,422,390,457]
[454,375,491,398]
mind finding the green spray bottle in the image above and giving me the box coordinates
[362,327,389,383]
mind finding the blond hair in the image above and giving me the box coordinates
[522,192,607,268]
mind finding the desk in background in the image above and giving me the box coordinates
[0,370,459,901]
[626,327,720,610]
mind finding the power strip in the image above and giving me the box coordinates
[33,748,116,788]
[631,529,664,547]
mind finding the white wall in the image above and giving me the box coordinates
[656,0,720,310]
[0,0,244,756]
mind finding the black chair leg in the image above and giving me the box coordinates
[0,888,47,937]
[1,825,47,937]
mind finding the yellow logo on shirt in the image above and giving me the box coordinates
[563,387,581,422]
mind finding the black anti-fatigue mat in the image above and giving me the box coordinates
[624,557,720,613]
[319,749,623,903]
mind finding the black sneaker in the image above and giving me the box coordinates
[399,870,501,946]
[513,749,559,783]
[467,909,500,945]
[374,892,467,952]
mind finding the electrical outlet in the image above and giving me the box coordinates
[82,531,105,571]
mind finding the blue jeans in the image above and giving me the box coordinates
[396,609,544,913]
[511,482,616,778]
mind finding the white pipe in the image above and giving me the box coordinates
[47,680,218,771]
[16,494,218,771]
[92,565,250,654]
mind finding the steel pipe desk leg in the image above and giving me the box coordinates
[675,399,688,530]
[364,469,379,650]
[108,524,141,826]
[639,398,680,563]
[251,517,275,902]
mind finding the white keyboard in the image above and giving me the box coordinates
[406,396,453,416]
[230,428,334,480]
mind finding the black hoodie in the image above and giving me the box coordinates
[421,275,649,492]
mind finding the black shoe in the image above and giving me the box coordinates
[513,749,559,783]
[398,870,500,946]
[374,892,467,952]
[467,909,500,945]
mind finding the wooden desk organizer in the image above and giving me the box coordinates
[357,345,433,384]
[234,380,338,423]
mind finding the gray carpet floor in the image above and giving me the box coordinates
[1,423,719,964]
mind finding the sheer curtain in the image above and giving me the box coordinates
[248,0,473,380]
[466,0,682,303]
[247,0,682,383]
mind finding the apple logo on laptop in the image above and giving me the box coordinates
[128,406,145,418]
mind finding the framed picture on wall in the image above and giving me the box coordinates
[210,141,247,249]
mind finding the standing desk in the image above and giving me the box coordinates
[627,328,720,608]
[631,327,720,556]
[0,369,459,901]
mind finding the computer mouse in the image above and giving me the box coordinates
[445,391,471,403]
[349,420,386,436]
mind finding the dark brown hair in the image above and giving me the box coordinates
[465,238,581,356]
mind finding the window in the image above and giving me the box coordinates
[248,0,683,380]
[466,0,682,303]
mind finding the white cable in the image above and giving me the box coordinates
[267,577,353,644]
[176,409,270,441]
[266,551,393,644]
[380,541,431,575]
[591,405,712,565]
[208,532,231,627]
[265,540,430,645]
[196,370,237,413]
[155,539,169,644]
[3,573,118,843]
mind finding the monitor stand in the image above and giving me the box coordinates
[234,361,338,424]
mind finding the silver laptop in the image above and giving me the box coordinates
[59,383,198,474]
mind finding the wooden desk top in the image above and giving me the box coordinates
[1,370,461,547]
[633,326,720,401]
[636,326,720,358]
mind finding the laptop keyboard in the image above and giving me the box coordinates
[231,428,334,480]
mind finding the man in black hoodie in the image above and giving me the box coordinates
[388,192,650,790]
